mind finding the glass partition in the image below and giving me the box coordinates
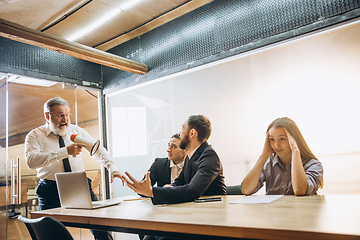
[107,80,173,198]
[0,74,9,240]
[107,20,360,198]
[1,73,103,239]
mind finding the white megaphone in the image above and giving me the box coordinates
[70,134,100,156]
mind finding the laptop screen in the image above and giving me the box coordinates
[55,171,93,209]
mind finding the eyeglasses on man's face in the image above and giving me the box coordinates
[50,112,73,119]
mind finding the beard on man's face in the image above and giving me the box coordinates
[49,119,69,136]
[179,133,190,150]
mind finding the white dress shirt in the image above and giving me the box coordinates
[187,144,200,160]
[170,160,184,184]
[25,124,118,181]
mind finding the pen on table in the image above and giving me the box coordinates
[124,197,148,202]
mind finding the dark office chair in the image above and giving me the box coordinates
[226,184,244,195]
[18,215,74,240]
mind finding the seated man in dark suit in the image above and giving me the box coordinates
[147,134,188,187]
[138,134,188,240]
[123,115,226,205]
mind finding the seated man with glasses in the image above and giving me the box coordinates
[144,133,188,188]
[24,97,123,240]
[139,134,188,240]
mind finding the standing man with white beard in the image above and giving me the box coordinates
[24,97,122,240]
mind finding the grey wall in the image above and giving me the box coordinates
[103,0,360,94]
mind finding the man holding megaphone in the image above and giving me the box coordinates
[25,97,122,240]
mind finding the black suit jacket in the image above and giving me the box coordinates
[147,157,171,187]
[151,141,226,205]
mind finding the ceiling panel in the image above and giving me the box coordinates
[43,0,190,46]
[0,0,210,48]
[0,0,86,30]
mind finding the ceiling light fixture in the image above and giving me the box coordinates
[7,74,57,87]
[66,0,144,42]
[120,0,143,11]
[67,8,122,42]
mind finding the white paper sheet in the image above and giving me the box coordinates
[230,195,283,204]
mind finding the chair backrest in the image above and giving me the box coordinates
[226,184,244,195]
[18,215,74,240]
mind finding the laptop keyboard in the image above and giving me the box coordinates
[92,202,103,206]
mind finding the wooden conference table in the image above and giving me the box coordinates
[31,195,360,240]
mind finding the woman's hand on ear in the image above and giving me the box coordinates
[284,128,299,152]
[261,132,274,158]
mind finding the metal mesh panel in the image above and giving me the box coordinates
[105,37,142,89]
[103,0,360,94]
[319,0,360,18]
[214,0,319,52]
[0,37,101,85]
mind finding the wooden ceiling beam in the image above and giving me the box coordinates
[0,18,148,75]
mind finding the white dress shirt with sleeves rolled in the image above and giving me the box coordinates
[25,123,118,181]
[252,154,323,195]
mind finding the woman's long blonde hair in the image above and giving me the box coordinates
[267,117,323,188]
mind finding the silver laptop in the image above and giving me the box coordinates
[55,171,122,209]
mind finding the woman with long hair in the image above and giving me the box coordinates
[241,117,323,196]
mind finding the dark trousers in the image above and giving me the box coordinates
[37,178,113,240]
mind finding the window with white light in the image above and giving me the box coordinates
[111,107,147,157]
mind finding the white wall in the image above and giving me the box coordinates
[107,19,360,198]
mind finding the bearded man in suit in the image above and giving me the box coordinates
[123,115,226,205]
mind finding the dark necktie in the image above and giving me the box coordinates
[59,135,72,172]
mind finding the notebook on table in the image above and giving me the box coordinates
[55,171,122,209]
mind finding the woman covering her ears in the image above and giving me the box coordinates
[241,117,323,196]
